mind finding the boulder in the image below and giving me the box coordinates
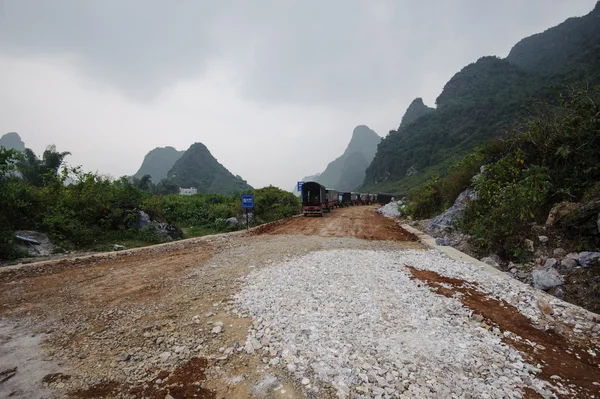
[14,230,55,256]
[113,244,127,251]
[566,252,580,261]
[551,199,600,235]
[426,188,478,235]
[546,202,581,227]
[481,257,501,270]
[553,248,566,258]
[579,252,600,268]
[532,267,564,291]
[435,237,449,246]
[136,210,153,229]
[538,235,549,244]
[154,222,183,240]
[543,258,558,268]
[136,210,183,240]
[558,258,578,273]
[225,217,238,225]
[524,239,534,252]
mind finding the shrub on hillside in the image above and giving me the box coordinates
[461,150,552,257]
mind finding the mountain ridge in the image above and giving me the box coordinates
[168,142,252,194]
[133,146,184,181]
[399,98,434,130]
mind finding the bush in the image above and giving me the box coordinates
[462,149,552,257]
[251,186,300,224]
[405,176,443,219]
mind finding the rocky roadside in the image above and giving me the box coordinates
[409,189,600,315]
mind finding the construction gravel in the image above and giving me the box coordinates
[236,249,594,399]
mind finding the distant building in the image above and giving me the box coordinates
[179,187,197,195]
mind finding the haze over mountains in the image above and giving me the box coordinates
[0,132,25,151]
[293,125,381,194]
[133,146,184,181]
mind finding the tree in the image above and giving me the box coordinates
[155,178,179,195]
[16,145,70,186]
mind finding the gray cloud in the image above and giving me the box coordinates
[2,1,596,104]
[0,0,221,99]
[0,0,597,189]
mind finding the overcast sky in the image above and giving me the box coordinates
[0,1,596,190]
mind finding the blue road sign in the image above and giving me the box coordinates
[297,181,304,192]
[242,194,254,209]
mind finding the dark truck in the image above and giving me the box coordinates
[301,181,327,217]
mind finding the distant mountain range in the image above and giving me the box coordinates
[133,142,252,194]
[0,132,25,151]
[294,125,381,194]
[362,2,600,194]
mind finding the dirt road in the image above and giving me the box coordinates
[0,207,420,399]
[256,205,416,241]
[0,206,599,398]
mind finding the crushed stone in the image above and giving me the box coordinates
[236,249,594,398]
[377,201,403,218]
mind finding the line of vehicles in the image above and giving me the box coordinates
[300,181,396,217]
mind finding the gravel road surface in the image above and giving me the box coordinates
[0,206,598,399]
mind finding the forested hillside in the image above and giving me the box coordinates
[133,146,184,181]
[167,142,252,194]
[363,3,600,194]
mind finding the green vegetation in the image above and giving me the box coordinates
[0,145,299,260]
[163,185,299,235]
[363,4,600,194]
[406,87,600,258]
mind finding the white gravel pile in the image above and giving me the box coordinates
[377,201,402,218]
[236,249,566,399]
